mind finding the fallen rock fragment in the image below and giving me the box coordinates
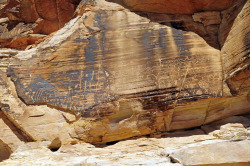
[167,140,250,166]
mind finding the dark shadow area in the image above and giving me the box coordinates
[49,147,61,152]
[48,138,62,152]
[105,140,119,146]
[165,127,205,138]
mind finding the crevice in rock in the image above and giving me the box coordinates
[203,100,212,125]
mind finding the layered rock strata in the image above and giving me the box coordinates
[0,0,249,164]
[0,115,250,165]
[107,0,250,96]
[108,0,247,50]
[0,0,81,49]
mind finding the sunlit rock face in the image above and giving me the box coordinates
[221,0,250,95]
[107,0,247,50]
[8,7,222,115]
[106,0,249,96]
[1,0,249,144]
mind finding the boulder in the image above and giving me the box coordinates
[0,0,249,165]
[1,0,248,144]
[167,140,250,166]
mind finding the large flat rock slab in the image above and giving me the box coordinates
[8,8,222,116]
[0,0,248,144]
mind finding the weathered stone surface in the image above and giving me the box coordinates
[0,0,247,145]
[0,0,19,18]
[0,70,74,146]
[218,0,247,47]
[0,107,26,154]
[0,139,11,162]
[0,0,249,165]
[1,0,81,33]
[170,93,250,131]
[9,7,223,114]
[192,11,221,26]
[19,0,81,34]
[108,0,248,49]
[202,115,250,141]
[137,12,220,49]
[0,22,37,43]
[106,0,238,15]
[0,0,81,49]
[0,116,249,165]
[2,34,46,50]
[221,0,250,95]
[166,140,250,166]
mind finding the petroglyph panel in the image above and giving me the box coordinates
[8,10,222,116]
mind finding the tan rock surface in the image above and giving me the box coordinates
[0,0,81,49]
[9,2,223,114]
[0,139,11,162]
[107,0,238,15]
[0,115,249,165]
[0,0,249,146]
[107,0,248,49]
[0,0,249,165]
[192,11,221,26]
[167,140,250,166]
[1,0,246,144]
[221,0,250,95]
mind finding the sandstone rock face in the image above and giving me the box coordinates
[2,0,248,145]
[221,0,250,95]
[166,140,250,166]
[9,10,223,113]
[108,0,247,49]
[0,139,11,162]
[0,0,249,165]
[0,0,81,49]
[107,0,238,14]
[0,115,249,165]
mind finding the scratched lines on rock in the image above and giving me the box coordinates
[10,10,222,114]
